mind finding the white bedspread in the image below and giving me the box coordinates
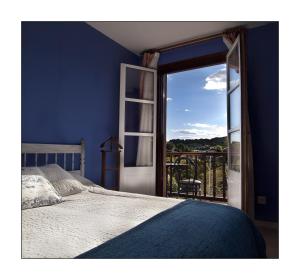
[22,189,181,258]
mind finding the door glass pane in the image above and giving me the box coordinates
[229,131,240,172]
[125,101,153,133]
[126,67,154,101]
[228,44,240,90]
[124,136,153,167]
[229,86,241,129]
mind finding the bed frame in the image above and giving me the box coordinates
[21,139,85,176]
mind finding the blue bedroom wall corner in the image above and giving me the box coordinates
[22,22,140,186]
[246,22,279,222]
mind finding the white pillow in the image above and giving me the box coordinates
[22,174,62,210]
[21,166,45,176]
[40,164,86,196]
[68,171,97,187]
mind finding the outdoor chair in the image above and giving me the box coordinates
[173,156,201,198]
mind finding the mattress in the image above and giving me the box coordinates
[22,189,181,258]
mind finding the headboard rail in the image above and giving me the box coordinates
[21,140,85,176]
[22,143,82,154]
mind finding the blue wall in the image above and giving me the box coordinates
[247,23,279,222]
[22,22,139,186]
[159,24,279,222]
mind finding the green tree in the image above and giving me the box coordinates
[214,145,223,152]
[175,143,190,152]
[166,142,175,151]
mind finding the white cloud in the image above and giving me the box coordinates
[171,123,226,139]
[176,130,197,135]
[167,97,173,101]
[184,109,191,112]
[203,68,226,91]
[187,123,212,128]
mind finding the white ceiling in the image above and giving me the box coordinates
[87,21,267,54]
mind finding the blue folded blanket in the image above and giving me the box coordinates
[77,200,266,258]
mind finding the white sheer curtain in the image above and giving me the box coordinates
[136,52,160,166]
[222,29,240,49]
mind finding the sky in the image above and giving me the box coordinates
[167,64,227,141]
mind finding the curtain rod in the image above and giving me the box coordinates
[143,32,224,54]
[143,25,247,54]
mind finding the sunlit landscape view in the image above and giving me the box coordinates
[166,64,228,199]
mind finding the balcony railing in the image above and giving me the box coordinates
[166,152,227,202]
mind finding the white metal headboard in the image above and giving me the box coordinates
[21,139,85,176]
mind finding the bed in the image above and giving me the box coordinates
[21,141,266,259]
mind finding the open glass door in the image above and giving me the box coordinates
[227,36,242,209]
[119,63,157,195]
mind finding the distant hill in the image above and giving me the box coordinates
[167,136,228,152]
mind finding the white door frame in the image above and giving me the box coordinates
[226,36,242,209]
